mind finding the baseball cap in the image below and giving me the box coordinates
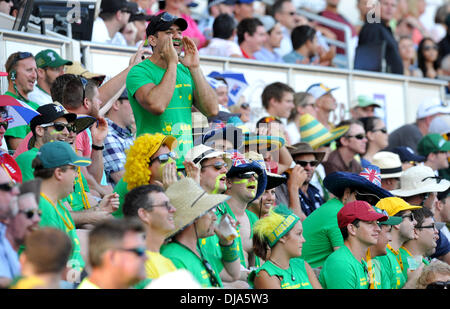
[417,133,450,157]
[416,98,450,119]
[208,0,236,7]
[37,141,91,169]
[100,0,136,14]
[351,95,381,109]
[35,49,72,69]
[306,83,339,100]
[146,12,188,37]
[375,197,421,216]
[185,144,232,168]
[337,200,388,228]
[30,103,77,133]
[373,207,403,225]
[390,146,425,163]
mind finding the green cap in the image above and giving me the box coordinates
[373,206,403,225]
[37,141,91,168]
[417,133,450,157]
[353,95,381,109]
[35,49,73,68]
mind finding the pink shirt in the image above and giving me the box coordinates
[158,11,206,49]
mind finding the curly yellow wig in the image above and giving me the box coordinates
[123,133,176,191]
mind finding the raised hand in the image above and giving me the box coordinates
[179,36,200,69]
[160,35,179,66]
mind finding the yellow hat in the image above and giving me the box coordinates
[299,113,349,149]
[375,197,422,216]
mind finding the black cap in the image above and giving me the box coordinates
[146,12,188,37]
[208,0,236,7]
[30,103,77,133]
[100,0,137,14]
[129,8,152,22]
[390,146,426,163]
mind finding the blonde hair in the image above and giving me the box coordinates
[416,260,450,289]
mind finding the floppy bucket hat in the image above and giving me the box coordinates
[288,142,325,163]
[299,113,349,149]
[165,178,230,238]
[371,151,403,179]
[390,165,450,197]
[323,171,393,200]
[64,61,106,84]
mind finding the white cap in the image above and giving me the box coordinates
[429,114,450,135]
[306,83,339,100]
[416,98,450,119]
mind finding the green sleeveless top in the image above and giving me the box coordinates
[248,258,313,289]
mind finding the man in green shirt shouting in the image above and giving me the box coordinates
[126,12,218,170]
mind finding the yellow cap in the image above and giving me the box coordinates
[375,197,422,216]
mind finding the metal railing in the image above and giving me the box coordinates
[297,9,354,70]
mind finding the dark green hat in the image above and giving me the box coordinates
[373,206,402,225]
[417,133,450,157]
[37,141,91,168]
[35,49,73,68]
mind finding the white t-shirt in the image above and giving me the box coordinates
[199,38,243,58]
[28,85,52,107]
[285,121,301,145]
[91,18,111,44]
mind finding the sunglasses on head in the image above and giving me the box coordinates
[19,208,42,219]
[149,151,176,165]
[422,176,444,184]
[201,161,228,170]
[295,160,319,167]
[0,182,17,192]
[40,122,76,133]
[426,280,449,289]
[159,12,177,22]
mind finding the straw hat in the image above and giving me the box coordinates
[165,178,230,238]
[65,61,106,84]
[371,151,403,179]
[299,113,349,149]
[390,165,450,197]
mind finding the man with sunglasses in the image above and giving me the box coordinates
[0,0,13,15]
[323,118,367,175]
[3,51,40,150]
[28,49,72,107]
[127,12,218,172]
[78,218,147,289]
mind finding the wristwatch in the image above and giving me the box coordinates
[92,144,104,151]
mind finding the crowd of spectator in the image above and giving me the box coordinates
[0,0,450,291]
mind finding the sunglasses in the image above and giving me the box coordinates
[201,161,228,170]
[240,103,250,110]
[423,45,438,51]
[12,52,33,66]
[426,280,449,289]
[159,12,177,22]
[116,247,147,257]
[401,213,415,222]
[295,160,319,167]
[236,172,258,179]
[40,122,76,133]
[416,223,437,230]
[371,128,387,134]
[149,151,176,165]
[422,176,444,184]
[19,208,42,219]
[346,134,366,140]
[0,182,17,192]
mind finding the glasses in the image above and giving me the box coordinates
[201,161,228,170]
[285,11,297,16]
[295,160,319,167]
[346,134,366,140]
[40,122,76,133]
[426,281,449,289]
[422,176,444,184]
[416,223,437,230]
[12,52,33,66]
[0,182,17,192]
[401,213,415,222]
[116,247,146,257]
[149,151,176,165]
[19,208,42,219]
[240,103,250,110]
[149,201,174,211]
[423,45,438,51]
[371,128,387,134]
[236,172,258,179]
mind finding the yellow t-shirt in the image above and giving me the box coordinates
[77,278,100,289]
[145,250,177,279]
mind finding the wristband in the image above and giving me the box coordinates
[92,144,104,150]
[220,240,239,263]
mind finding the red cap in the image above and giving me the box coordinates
[0,153,22,183]
[337,200,388,228]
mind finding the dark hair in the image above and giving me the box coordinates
[335,119,364,148]
[272,0,291,16]
[261,82,294,109]
[62,77,97,110]
[437,188,450,201]
[291,25,316,50]
[358,116,381,133]
[32,157,69,180]
[213,13,236,39]
[413,207,434,228]
[24,227,72,274]
[237,17,263,45]
[0,106,8,119]
[51,74,78,102]
[340,219,360,240]
[19,178,42,205]
[88,218,144,267]
[123,184,165,218]
[417,37,439,78]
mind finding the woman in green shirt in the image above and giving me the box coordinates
[249,205,322,289]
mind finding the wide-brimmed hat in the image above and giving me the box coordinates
[299,113,349,149]
[226,150,267,201]
[390,165,450,197]
[185,144,232,168]
[288,142,325,163]
[324,171,393,199]
[165,178,230,238]
[371,151,403,179]
[244,151,286,190]
[243,133,285,153]
[375,197,422,216]
[65,61,106,85]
